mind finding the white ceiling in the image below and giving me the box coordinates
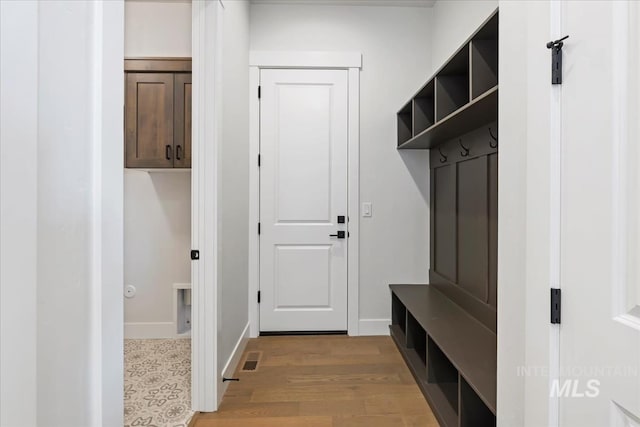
[249,0,437,7]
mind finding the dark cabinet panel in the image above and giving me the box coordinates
[174,73,192,168]
[434,165,457,282]
[125,73,174,168]
[488,153,498,308]
[457,157,489,302]
[124,58,191,169]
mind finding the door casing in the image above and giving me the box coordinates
[248,51,362,337]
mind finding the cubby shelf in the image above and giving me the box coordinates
[389,284,496,427]
[398,86,497,150]
[397,10,498,150]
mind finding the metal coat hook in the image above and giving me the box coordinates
[459,139,470,157]
[488,127,498,148]
[438,147,447,163]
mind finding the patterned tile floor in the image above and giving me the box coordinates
[124,339,193,427]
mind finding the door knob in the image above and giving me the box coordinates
[329,231,346,239]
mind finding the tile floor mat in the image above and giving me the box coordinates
[124,339,193,427]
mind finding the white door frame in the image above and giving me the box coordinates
[248,51,362,338]
[191,0,223,412]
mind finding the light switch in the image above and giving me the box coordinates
[362,202,372,217]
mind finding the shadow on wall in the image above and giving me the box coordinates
[399,150,430,202]
[147,172,192,233]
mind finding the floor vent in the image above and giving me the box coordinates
[240,351,262,372]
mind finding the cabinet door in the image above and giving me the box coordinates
[125,73,174,168]
[174,73,192,168]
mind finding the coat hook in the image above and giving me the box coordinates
[438,147,447,163]
[459,139,470,157]
[488,127,498,148]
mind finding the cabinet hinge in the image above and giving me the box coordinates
[551,288,561,324]
[258,222,261,235]
[190,250,200,260]
[257,291,261,303]
[258,85,261,99]
[546,35,569,85]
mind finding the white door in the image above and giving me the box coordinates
[259,69,348,332]
[557,1,640,425]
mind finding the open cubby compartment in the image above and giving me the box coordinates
[460,377,496,427]
[412,80,435,135]
[406,312,427,367]
[470,13,498,99]
[435,44,470,121]
[427,336,459,416]
[391,292,407,335]
[397,101,413,146]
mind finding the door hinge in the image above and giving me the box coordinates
[258,85,261,99]
[258,154,261,167]
[258,222,261,235]
[257,290,261,303]
[546,35,569,85]
[190,250,200,260]
[551,288,561,324]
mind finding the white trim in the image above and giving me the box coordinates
[124,322,176,339]
[191,0,221,412]
[358,319,390,336]
[248,51,361,337]
[249,51,362,69]
[90,1,124,425]
[248,66,261,338]
[548,2,564,426]
[347,67,360,336]
[218,322,250,405]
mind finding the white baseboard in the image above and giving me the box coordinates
[217,322,250,406]
[124,322,176,339]
[358,318,391,336]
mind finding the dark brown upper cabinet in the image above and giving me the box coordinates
[125,58,191,169]
[173,73,192,168]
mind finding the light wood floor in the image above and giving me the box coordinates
[189,335,438,427]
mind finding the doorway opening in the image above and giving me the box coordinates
[122,1,193,425]
[248,52,362,337]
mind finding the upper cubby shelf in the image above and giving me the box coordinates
[397,10,498,150]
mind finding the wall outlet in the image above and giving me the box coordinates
[124,285,136,299]
[362,202,372,217]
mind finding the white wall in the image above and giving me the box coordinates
[218,0,251,398]
[124,0,192,337]
[249,3,432,331]
[0,2,38,425]
[124,171,191,336]
[430,0,498,72]
[1,1,124,425]
[125,0,192,57]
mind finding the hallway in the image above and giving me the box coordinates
[190,336,437,427]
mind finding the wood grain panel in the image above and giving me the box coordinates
[124,58,191,72]
[125,73,174,168]
[174,73,192,168]
[190,336,437,427]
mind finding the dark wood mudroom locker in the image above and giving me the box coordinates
[390,10,498,427]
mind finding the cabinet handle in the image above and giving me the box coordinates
[166,145,172,160]
[176,145,182,161]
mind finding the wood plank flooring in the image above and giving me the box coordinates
[190,336,438,427]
